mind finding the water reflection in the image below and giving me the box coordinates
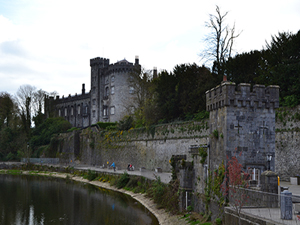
[0,174,159,225]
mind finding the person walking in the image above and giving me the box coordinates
[111,162,116,171]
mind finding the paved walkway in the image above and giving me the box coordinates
[233,182,300,225]
[73,165,173,184]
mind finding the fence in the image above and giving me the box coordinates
[227,187,300,224]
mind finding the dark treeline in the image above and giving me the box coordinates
[1,30,300,161]
[225,30,300,107]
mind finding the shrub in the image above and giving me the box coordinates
[116,172,130,189]
[84,170,97,181]
[97,122,118,130]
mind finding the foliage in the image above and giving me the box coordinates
[147,177,179,213]
[84,169,97,181]
[118,115,134,130]
[154,64,218,122]
[225,50,262,85]
[281,95,299,108]
[97,121,118,130]
[213,129,219,139]
[223,154,250,225]
[193,110,209,121]
[116,172,130,189]
[67,127,80,132]
[212,162,226,209]
[170,156,177,181]
[128,66,160,127]
[215,218,222,225]
[30,117,71,152]
[199,147,208,164]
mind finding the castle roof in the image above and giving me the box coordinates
[116,58,130,64]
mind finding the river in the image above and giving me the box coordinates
[0,174,159,225]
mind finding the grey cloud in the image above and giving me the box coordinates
[0,40,27,57]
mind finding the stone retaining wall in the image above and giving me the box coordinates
[58,121,209,172]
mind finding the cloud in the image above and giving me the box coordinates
[0,39,27,56]
[0,0,299,97]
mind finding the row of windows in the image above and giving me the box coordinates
[59,105,117,118]
[91,106,115,118]
[104,86,134,96]
[58,105,88,117]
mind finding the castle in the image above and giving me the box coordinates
[45,56,142,128]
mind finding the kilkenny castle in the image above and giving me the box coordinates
[45,56,141,128]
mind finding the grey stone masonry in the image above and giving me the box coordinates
[206,81,280,175]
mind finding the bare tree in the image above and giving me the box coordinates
[126,67,159,126]
[15,85,37,132]
[200,5,241,76]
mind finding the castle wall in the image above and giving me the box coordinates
[53,91,91,128]
[57,121,209,171]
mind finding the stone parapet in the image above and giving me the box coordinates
[206,82,280,111]
[90,57,109,67]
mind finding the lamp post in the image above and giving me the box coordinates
[267,154,272,171]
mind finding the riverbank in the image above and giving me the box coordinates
[0,168,190,225]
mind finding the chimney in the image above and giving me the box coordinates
[82,83,85,95]
[135,56,139,65]
[153,67,157,79]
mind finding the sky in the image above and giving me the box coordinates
[0,0,299,97]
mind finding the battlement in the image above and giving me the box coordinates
[107,59,136,74]
[206,82,280,111]
[90,57,110,67]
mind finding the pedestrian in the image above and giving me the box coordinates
[111,162,116,171]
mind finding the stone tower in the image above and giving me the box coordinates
[206,81,279,181]
[90,57,110,124]
[90,56,139,123]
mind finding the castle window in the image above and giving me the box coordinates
[65,108,67,116]
[110,106,115,115]
[78,105,80,115]
[111,86,115,95]
[129,86,134,94]
[103,108,107,116]
[71,107,74,116]
[92,110,95,118]
[111,76,115,83]
[58,109,61,117]
[105,87,109,97]
[93,99,96,105]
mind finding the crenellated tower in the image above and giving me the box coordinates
[206,81,279,182]
[90,57,109,124]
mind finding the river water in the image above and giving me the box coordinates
[0,174,159,225]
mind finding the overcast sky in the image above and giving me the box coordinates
[0,0,299,97]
